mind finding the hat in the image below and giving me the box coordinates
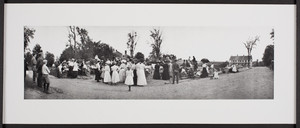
[121,60,127,63]
[106,60,111,64]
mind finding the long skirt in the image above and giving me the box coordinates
[111,71,120,83]
[104,71,111,83]
[133,69,137,85]
[95,69,101,81]
[200,68,208,78]
[153,69,160,79]
[119,69,126,82]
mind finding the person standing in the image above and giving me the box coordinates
[136,61,147,86]
[200,63,209,78]
[111,63,120,85]
[72,60,79,78]
[103,62,111,84]
[31,54,37,83]
[95,60,101,82]
[125,66,134,91]
[36,52,44,87]
[172,59,180,84]
[42,60,51,94]
[162,61,170,80]
[118,60,126,83]
[153,62,161,79]
[168,61,173,83]
[131,60,138,86]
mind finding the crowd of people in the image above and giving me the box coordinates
[29,51,51,94]
[27,51,243,94]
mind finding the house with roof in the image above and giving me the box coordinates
[229,55,252,67]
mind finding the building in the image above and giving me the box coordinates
[229,55,252,67]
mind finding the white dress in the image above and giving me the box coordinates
[103,65,111,83]
[136,63,147,85]
[125,69,134,85]
[111,65,120,83]
[118,63,126,82]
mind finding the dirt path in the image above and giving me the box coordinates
[24,67,273,99]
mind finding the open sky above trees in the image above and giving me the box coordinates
[26,26,274,62]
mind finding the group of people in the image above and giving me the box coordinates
[55,58,89,79]
[30,52,51,94]
[152,56,221,81]
[152,58,181,84]
[93,59,148,88]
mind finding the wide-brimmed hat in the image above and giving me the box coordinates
[121,60,127,63]
[106,60,111,64]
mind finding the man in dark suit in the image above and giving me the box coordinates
[172,59,180,84]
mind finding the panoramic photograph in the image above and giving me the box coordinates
[24,26,274,99]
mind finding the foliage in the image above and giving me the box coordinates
[149,28,163,61]
[134,52,145,62]
[262,45,274,67]
[24,52,33,66]
[162,54,176,61]
[45,51,55,67]
[270,28,274,43]
[24,27,35,50]
[32,44,42,57]
[243,36,260,67]
[127,31,138,58]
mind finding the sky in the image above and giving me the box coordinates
[27,26,274,62]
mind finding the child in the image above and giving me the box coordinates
[125,67,134,91]
[42,60,51,94]
[213,71,219,79]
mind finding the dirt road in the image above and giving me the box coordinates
[24,67,273,99]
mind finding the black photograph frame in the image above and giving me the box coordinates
[0,0,299,128]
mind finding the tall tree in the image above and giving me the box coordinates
[149,28,163,61]
[135,52,145,62]
[243,36,260,68]
[67,26,79,50]
[262,45,274,67]
[127,31,138,58]
[24,27,35,50]
[270,28,274,44]
[45,51,55,67]
[32,44,42,57]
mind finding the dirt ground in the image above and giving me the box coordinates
[24,67,273,99]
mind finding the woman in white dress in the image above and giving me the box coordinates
[136,61,147,86]
[118,60,127,83]
[111,64,120,85]
[125,67,134,86]
[103,62,111,84]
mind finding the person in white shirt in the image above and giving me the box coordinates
[42,60,51,94]
[72,60,79,78]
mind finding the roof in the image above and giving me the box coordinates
[229,55,252,61]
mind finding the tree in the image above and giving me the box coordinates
[243,36,260,68]
[24,51,33,65]
[135,52,145,62]
[32,44,42,57]
[24,27,35,50]
[127,31,138,58]
[270,28,274,43]
[45,51,55,67]
[59,46,76,62]
[149,28,163,61]
[162,54,176,61]
[67,26,79,49]
[262,45,274,67]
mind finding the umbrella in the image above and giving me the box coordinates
[201,58,210,63]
